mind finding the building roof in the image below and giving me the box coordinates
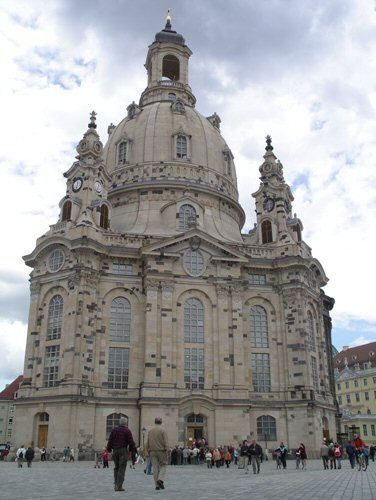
[0,375,23,400]
[334,342,376,372]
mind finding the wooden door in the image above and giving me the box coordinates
[38,425,48,448]
[187,427,195,444]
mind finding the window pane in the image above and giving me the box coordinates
[118,142,127,164]
[184,298,204,343]
[250,306,268,348]
[47,295,63,340]
[107,347,129,389]
[184,348,205,389]
[183,249,205,276]
[251,353,271,392]
[110,297,131,342]
[179,204,196,231]
[177,135,187,158]
[257,415,277,440]
[43,345,60,387]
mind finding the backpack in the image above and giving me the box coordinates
[334,447,341,458]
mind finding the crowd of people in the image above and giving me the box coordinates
[319,435,375,470]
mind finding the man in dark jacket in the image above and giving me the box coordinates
[25,447,35,468]
[107,417,135,492]
[247,440,263,474]
[346,441,356,469]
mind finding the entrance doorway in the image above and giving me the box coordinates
[38,425,48,448]
[36,412,49,448]
[322,416,330,440]
[185,414,206,445]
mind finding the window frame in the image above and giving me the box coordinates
[107,347,129,389]
[257,415,277,441]
[178,204,196,231]
[118,141,128,165]
[43,345,60,388]
[251,353,271,392]
[110,297,131,342]
[184,298,204,343]
[184,347,205,390]
[261,220,273,244]
[47,295,64,341]
[249,305,269,348]
[183,249,205,276]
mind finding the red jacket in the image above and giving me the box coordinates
[353,437,366,450]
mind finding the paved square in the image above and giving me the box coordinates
[0,459,375,499]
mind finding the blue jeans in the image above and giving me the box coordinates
[336,458,342,469]
[349,455,355,468]
[146,457,152,474]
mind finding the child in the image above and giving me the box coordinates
[102,449,111,468]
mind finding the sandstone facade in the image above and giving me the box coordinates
[14,19,337,454]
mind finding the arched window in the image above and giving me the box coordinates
[184,298,204,343]
[179,204,196,231]
[168,93,176,101]
[106,413,128,439]
[186,414,205,424]
[110,297,131,342]
[261,220,273,244]
[183,249,205,276]
[62,201,72,221]
[48,249,65,272]
[47,295,63,340]
[250,306,268,348]
[118,141,127,165]
[176,135,187,159]
[162,54,180,81]
[257,415,276,440]
[100,205,109,229]
[307,311,315,350]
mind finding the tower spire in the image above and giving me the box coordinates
[165,9,172,30]
[88,110,97,129]
[265,134,273,152]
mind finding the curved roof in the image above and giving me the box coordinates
[334,341,376,371]
[103,101,239,201]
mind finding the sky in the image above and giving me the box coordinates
[0,0,375,389]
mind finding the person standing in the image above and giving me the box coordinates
[25,446,35,468]
[213,448,221,468]
[145,417,169,491]
[107,416,136,492]
[320,441,329,469]
[205,449,213,468]
[102,448,111,469]
[239,440,248,470]
[298,443,307,470]
[276,442,288,470]
[248,440,262,474]
[69,447,75,462]
[40,447,46,462]
[334,442,343,469]
[182,447,189,465]
[224,449,231,468]
[16,445,26,468]
[345,441,356,469]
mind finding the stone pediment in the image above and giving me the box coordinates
[140,229,247,262]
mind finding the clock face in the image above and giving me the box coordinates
[94,180,103,193]
[263,198,275,212]
[72,178,83,192]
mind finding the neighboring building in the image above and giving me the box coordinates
[334,342,376,372]
[335,346,376,446]
[14,17,336,453]
[0,376,23,444]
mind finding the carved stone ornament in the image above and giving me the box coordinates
[145,278,160,291]
[216,284,230,297]
[189,236,201,250]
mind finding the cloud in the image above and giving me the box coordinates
[0,320,27,390]
[350,336,374,348]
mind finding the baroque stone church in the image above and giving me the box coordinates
[15,17,337,454]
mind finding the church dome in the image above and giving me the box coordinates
[103,101,239,203]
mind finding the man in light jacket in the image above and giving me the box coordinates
[145,417,169,490]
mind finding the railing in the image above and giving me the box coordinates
[158,80,185,88]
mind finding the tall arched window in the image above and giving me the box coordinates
[162,54,180,81]
[100,205,109,229]
[250,306,268,348]
[261,220,273,243]
[110,297,131,342]
[47,295,63,340]
[257,415,277,440]
[106,413,128,439]
[179,204,196,231]
[176,135,187,158]
[118,141,127,165]
[62,201,72,221]
[307,311,315,350]
[184,298,204,343]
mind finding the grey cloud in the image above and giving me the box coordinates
[0,272,29,323]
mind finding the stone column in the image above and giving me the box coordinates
[231,286,245,387]
[143,278,159,384]
[216,285,230,386]
[160,283,174,385]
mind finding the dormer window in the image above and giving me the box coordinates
[177,135,187,158]
[261,220,273,244]
[118,141,128,165]
[179,204,196,231]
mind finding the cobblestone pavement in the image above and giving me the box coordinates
[0,459,375,500]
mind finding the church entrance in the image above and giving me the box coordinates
[38,425,48,448]
[36,412,49,448]
[185,414,206,446]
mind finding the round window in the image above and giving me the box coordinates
[183,249,205,276]
[48,249,65,272]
